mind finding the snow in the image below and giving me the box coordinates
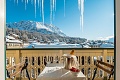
[6,38,22,43]
[83,45,90,48]
[23,43,29,48]
[97,36,114,43]
[60,30,63,32]
[100,43,114,48]
[6,35,22,43]
[12,33,19,37]
[25,0,27,10]
[36,22,52,31]
[6,36,15,40]
[27,43,82,48]
[7,21,67,37]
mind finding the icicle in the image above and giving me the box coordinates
[42,0,44,25]
[81,15,84,32]
[50,0,56,23]
[39,0,41,17]
[64,0,65,17]
[81,0,84,15]
[22,0,24,3]
[31,0,33,5]
[25,0,27,10]
[38,0,40,8]
[81,0,84,31]
[55,0,56,11]
[53,0,55,20]
[27,0,29,4]
[80,16,81,28]
[14,0,16,4]
[17,0,18,5]
[80,15,83,32]
[78,0,84,32]
[50,0,53,24]
[78,0,81,30]
[53,0,55,11]
[78,0,81,10]
[34,0,36,18]
[10,0,85,31]
[53,12,55,21]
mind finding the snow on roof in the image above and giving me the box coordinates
[6,36,15,40]
[12,33,19,37]
[83,45,90,48]
[6,38,22,43]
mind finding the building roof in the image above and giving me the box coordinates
[6,38,22,43]
[6,36,15,40]
[12,33,19,37]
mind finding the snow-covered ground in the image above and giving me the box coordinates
[26,42,82,48]
[23,43,30,48]
[100,43,114,48]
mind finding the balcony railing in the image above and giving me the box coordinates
[6,48,114,80]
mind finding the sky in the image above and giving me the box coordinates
[6,0,114,40]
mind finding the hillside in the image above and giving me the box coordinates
[6,21,87,44]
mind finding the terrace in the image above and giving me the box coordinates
[6,48,114,80]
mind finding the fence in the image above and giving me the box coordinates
[6,48,114,80]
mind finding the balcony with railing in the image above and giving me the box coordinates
[6,48,114,80]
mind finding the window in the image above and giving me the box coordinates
[6,0,114,49]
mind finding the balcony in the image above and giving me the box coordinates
[6,48,114,80]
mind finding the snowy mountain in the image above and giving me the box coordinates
[6,21,67,37]
[105,36,114,43]
[97,36,114,43]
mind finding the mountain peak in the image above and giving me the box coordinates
[6,21,67,37]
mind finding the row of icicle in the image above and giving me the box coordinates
[12,0,84,31]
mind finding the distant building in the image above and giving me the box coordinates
[28,39,35,43]
[90,44,101,48]
[54,39,59,43]
[88,42,101,48]
[9,33,20,39]
[6,35,23,48]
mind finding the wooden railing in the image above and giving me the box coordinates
[6,48,114,80]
